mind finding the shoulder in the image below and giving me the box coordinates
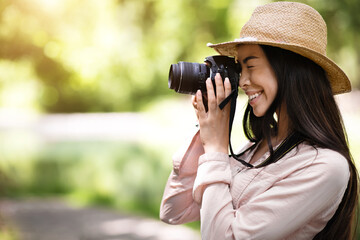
[266,143,350,185]
[285,143,350,188]
[296,143,349,171]
[312,146,350,183]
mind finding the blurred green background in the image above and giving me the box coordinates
[0,0,359,238]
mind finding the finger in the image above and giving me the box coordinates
[215,73,225,105]
[196,90,207,119]
[206,78,216,111]
[224,77,232,97]
[192,95,197,109]
[193,105,200,120]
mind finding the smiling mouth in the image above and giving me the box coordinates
[249,92,262,101]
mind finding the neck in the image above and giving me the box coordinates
[273,104,291,145]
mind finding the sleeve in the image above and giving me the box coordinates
[193,151,350,240]
[159,130,205,224]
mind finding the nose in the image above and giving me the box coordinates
[239,70,250,90]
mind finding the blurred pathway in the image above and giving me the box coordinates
[0,198,201,240]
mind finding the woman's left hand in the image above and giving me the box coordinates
[196,73,232,154]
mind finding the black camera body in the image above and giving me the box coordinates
[168,55,241,96]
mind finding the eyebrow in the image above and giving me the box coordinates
[243,56,258,64]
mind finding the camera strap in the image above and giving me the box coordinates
[219,89,304,168]
[219,89,254,168]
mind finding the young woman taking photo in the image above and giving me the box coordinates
[160,2,359,239]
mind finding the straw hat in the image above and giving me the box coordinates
[207,2,351,94]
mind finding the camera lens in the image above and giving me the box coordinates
[168,62,209,95]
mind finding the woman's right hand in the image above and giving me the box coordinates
[193,74,231,154]
[192,95,200,120]
[192,93,208,120]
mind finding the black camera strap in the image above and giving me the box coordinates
[219,89,254,168]
[219,90,304,168]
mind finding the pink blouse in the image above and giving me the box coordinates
[160,131,349,240]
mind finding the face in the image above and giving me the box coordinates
[237,45,278,117]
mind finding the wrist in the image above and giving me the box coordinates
[203,145,228,154]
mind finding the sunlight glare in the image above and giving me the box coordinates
[32,0,64,12]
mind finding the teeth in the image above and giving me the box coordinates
[249,92,261,100]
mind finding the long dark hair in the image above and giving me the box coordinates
[242,45,359,239]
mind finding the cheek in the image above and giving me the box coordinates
[268,81,278,98]
[264,71,278,99]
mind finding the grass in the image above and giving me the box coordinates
[0,229,18,240]
[0,216,18,240]
[0,138,172,219]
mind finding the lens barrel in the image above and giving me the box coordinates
[168,62,209,95]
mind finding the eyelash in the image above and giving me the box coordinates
[247,66,254,69]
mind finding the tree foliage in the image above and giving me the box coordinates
[0,0,358,113]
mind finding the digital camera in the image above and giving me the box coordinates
[168,55,241,97]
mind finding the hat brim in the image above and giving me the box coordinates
[207,40,351,95]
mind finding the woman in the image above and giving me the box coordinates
[160,2,358,239]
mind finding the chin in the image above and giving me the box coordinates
[253,110,265,117]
